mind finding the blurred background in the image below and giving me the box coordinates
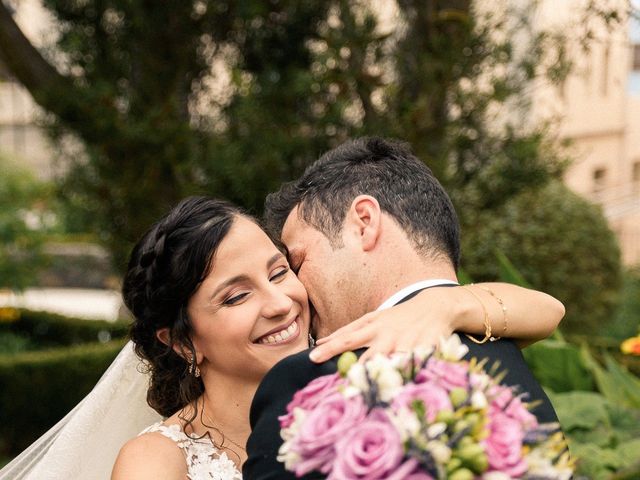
[0,0,639,477]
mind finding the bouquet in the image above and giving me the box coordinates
[278,334,572,479]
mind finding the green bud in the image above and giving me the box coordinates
[468,453,489,473]
[454,421,470,434]
[435,410,455,424]
[450,387,468,407]
[448,467,474,480]
[466,413,481,427]
[337,351,358,377]
[458,435,473,447]
[457,443,485,462]
[446,457,462,472]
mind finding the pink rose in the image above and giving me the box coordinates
[490,385,538,428]
[328,409,414,480]
[292,392,367,476]
[484,411,528,477]
[279,373,345,428]
[416,358,469,392]
[391,381,453,422]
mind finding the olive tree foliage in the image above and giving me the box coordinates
[0,0,629,272]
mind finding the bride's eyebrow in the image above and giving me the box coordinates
[210,253,286,299]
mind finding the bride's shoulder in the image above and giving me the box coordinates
[111,423,186,480]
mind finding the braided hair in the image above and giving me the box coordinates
[122,196,243,417]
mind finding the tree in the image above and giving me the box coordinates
[0,154,50,290]
[0,0,627,272]
[461,181,622,334]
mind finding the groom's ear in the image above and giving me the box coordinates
[347,195,382,252]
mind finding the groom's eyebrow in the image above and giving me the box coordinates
[210,253,286,299]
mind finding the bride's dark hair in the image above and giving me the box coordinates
[122,196,243,417]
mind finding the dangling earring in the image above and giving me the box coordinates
[188,358,201,378]
[308,333,316,348]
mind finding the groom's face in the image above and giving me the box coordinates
[281,206,364,337]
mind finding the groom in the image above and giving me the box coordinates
[243,137,559,479]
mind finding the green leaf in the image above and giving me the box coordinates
[602,353,640,409]
[494,250,531,287]
[523,339,593,392]
[571,443,623,479]
[581,346,639,409]
[549,391,609,431]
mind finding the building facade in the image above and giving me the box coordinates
[531,0,640,265]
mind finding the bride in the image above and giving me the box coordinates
[0,196,564,480]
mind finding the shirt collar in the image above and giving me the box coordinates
[376,279,459,311]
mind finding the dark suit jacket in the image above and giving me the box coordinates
[243,290,559,480]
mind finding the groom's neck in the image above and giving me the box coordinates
[368,257,457,309]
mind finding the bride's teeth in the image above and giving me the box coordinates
[259,318,299,345]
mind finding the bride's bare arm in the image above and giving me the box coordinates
[309,283,564,363]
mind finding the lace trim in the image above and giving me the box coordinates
[141,422,243,480]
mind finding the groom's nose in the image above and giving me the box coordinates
[261,284,294,319]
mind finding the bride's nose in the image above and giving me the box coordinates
[261,284,294,319]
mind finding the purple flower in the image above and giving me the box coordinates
[391,381,453,422]
[416,357,469,392]
[328,409,421,480]
[279,373,345,429]
[292,392,367,476]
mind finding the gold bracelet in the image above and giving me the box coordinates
[462,285,492,344]
[477,285,508,340]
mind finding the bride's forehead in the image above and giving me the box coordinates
[226,216,272,244]
[214,218,279,263]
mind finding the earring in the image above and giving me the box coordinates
[188,358,201,378]
[308,333,316,348]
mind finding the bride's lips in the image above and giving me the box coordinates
[254,316,301,346]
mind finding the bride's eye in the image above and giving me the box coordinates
[269,267,289,282]
[223,292,249,305]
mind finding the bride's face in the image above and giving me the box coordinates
[186,216,311,382]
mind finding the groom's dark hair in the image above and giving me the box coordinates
[264,136,460,269]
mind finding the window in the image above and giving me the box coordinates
[633,161,640,183]
[601,43,611,96]
[633,44,640,72]
[593,167,607,192]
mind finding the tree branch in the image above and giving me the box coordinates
[0,1,72,102]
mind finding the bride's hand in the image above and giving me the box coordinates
[308,283,565,363]
[309,287,460,364]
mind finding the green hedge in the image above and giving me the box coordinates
[0,309,128,351]
[0,340,125,457]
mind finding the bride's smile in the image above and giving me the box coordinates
[254,315,301,345]
[186,216,311,382]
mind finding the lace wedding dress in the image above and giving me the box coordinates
[141,422,242,480]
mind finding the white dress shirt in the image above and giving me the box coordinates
[376,279,459,311]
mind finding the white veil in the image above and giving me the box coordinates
[0,341,162,480]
